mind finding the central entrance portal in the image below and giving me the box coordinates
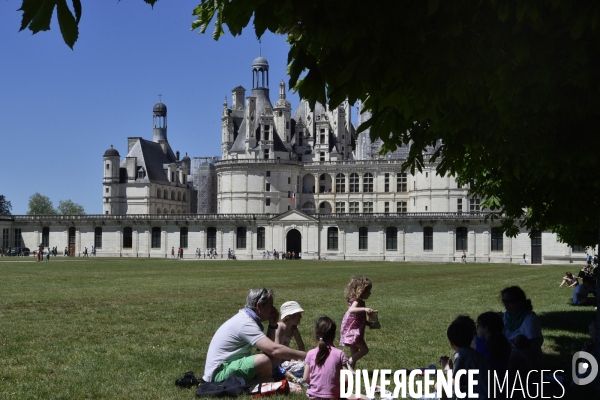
[286,229,301,259]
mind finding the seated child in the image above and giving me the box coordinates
[440,316,489,399]
[274,301,306,366]
[475,311,511,374]
[303,316,348,400]
[559,272,578,287]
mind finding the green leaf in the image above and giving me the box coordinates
[57,0,78,49]
[20,0,57,33]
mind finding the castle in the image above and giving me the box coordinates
[0,56,590,263]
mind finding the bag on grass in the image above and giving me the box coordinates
[175,371,201,388]
[196,375,250,397]
[250,379,290,398]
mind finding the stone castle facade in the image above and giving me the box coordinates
[0,56,592,263]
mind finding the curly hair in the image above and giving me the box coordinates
[344,275,372,301]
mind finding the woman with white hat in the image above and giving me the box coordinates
[274,300,306,366]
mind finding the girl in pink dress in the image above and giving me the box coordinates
[339,275,373,369]
[303,316,348,400]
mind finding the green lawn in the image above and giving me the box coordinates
[0,258,594,399]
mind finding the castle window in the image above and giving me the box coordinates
[298,136,303,146]
[2,229,9,249]
[384,173,390,192]
[207,227,217,249]
[106,188,109,193]
[470,198,481,212]
[171,191,175,200]
[359,227,368,250]
[386,227,398,250]
[257,227,265,249]
[95,227,102,249]
[266,183,270,191]
[397,201,407,213]
[137,167,146,179]
[123,228,133,249]
[423,227,433,251]
[349,173,359,192]
[106,163,110,170]
[156,189,161,198]
[363,173,373,192]
[320,152,325,161]
[14,229,23,247]
[279,111,282,117]
[349,202,359,213]
[457,199,463,212]
[397,173,407,192]
[288,177,291,184]
[183,193,186,202]
[384,202,390,213]
[335,173,345,193]
[266,171,271,177]
[456,227,468,251]
[491,227,503,251]
[335,202,345,213]
[177,192,181,201]
[42,227,49,247]
[266,198,271,206]
[171,172,175,182]
[180,227,188,249]
[264,149,269,159]
[327,227,338,250]
[363,202,373,213]
[151,227,161,249]
[236,227,247,249]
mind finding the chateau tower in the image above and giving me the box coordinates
[152,101,167,143]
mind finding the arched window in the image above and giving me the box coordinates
[157,208,161,214]
[456,227,468,251]
[327,227,338,250]
[237,227,247,249]
[163,208,168,214]
[164,190,168,199]
[183,193,186,202]
[171,191,175,200]
[157,189,161,199]
[335,173,345,193]
[349,173,359,192]
[386,227,398,250]
[177,192,181,201]
[423,227,433,250]
[363,173,373,192]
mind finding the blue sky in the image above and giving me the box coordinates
[0,1,302,215]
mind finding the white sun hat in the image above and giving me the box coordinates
[280,301,305,320]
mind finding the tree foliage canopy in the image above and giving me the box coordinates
[17,0,600,246]
[57,199,85,215]
[27,193,56,215]
[0,195,12,215]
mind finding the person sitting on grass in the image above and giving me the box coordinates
[501,286,544,370]
[274,301,306,366]
[202,288,307,385]
[439,316,489,400]
[475,311,511,374]
[573,277,596,306]
[559,272,579,287]
[303,316,349,400]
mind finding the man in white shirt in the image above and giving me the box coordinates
[203,288,306,383]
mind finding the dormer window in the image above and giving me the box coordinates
[137,167,146,179]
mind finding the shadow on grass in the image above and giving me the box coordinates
[538,309,595,333]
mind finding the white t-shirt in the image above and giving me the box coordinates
[502,311,542,341]
[203,310,266,382]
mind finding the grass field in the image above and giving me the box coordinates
[0,258,595,399]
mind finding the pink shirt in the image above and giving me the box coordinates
[305,345,348,398]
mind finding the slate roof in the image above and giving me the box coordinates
[122,138,176,184]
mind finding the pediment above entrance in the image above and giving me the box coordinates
[268,209,318,222]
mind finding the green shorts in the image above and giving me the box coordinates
[213,355,256,382]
